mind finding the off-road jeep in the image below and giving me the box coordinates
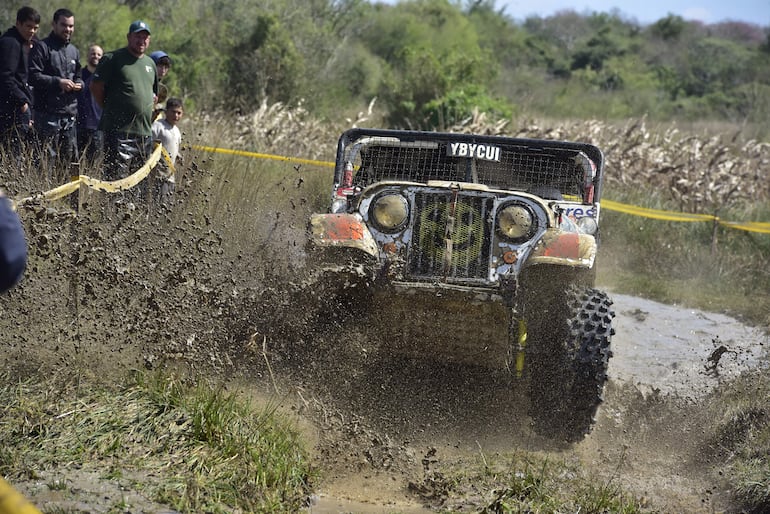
[307,128,614,441]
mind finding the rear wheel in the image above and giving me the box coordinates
[527,286,614,442]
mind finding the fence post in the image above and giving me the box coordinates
[710,215,719,255]
[69,166,81,351]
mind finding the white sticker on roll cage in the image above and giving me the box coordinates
[447,142,501,162]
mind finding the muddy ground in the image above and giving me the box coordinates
[0,172,767,513]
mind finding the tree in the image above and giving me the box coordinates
[229,15,303,108]
[361,0,506,129]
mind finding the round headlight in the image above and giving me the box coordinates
[497,203,536,242]
[369,193,409,232]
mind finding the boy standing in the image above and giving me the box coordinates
[151,97,183,206]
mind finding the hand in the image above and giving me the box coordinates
[59,79,79,92]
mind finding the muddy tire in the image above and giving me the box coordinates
[527,287,614,442]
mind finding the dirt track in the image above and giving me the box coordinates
[306,292,767,513]
[0,182,767,513]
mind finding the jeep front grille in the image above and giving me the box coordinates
[407,192,494,282]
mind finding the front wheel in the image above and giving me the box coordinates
[527,287,614,442]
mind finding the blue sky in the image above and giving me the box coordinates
[376,1,770,26]
[498,0,769,25]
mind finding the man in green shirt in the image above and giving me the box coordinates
[90,20,157,188]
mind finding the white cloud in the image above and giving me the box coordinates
[681,7,713,22]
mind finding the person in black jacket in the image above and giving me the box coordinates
[29,8,83,177]
[0,6,40,152]
[0,191,26,293]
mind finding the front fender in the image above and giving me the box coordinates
[308,213,379,257]
[526,229,596,268]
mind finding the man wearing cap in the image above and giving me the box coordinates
[89,20,157,189]
[149,50,171,119]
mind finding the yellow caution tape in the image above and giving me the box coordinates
[0,477,42,514]
[191,145,335,168]
[83,144,162,193]
[35,179,81,202]
[717,220,770,234]
[601,199,716,222]
[602,199,770,233]
[14,145,163,208]
[159,145,176,175]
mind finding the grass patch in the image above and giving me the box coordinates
[698,369,770,513]
[0,371,316,513]
[411,450,650,513]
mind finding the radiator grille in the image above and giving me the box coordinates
[407,192,494,282]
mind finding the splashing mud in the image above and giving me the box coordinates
[0,163,767,513]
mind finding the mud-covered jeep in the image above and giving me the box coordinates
[308,128,614,441]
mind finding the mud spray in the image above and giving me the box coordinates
[1,159,767,513]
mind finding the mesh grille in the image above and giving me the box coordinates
[351,141,585,197]
[407,192,494,281]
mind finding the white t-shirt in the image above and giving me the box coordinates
[151,118,181,182]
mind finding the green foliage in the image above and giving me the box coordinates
[423,83,513,128]
[364,0,507,128]
[5,0,768,126]
[649,14,687,40]
[229,15,303,108]
[0,371,316,513]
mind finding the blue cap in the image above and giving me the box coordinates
[128,20,151,34]
[150,50,171,64]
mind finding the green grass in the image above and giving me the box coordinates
[410,450,650,513]
[0,371,316,513]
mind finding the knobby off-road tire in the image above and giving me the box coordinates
[527,287,615,443]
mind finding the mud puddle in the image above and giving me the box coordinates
[608,292,767,396]
[305,292,768,513]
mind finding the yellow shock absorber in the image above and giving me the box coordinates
[0,477,43,514]
[515,319,528,378]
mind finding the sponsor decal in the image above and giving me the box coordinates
[447,142,501,162]
[559,205,596,219]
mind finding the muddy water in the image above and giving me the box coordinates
[307,292,768,514]
[608,292,767,396]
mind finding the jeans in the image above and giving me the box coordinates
[0,111,32,169]
[34,112,78,181]
[103,131,152,201]
[77,127,103,163]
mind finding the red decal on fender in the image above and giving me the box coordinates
[325,214,364,241]
[543,232,579,259]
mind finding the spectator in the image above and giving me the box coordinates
[149,50,171,109]
[0,6,40,154]
[76,43,103,162]
[0,190,27,293]
[89,20,157,193]
[29,8,84,178]
[151,97,183,207]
